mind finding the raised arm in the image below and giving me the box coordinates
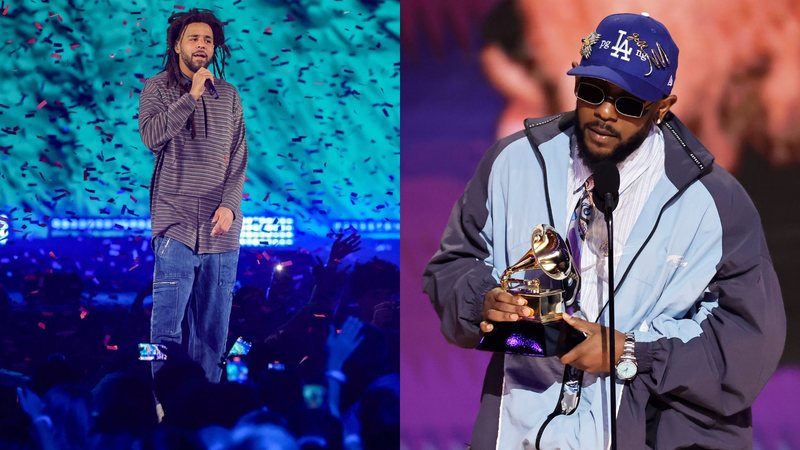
[138,77,197,152]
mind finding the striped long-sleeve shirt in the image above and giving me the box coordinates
[138,71,248,254]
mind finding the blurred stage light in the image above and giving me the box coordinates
[48,215,296,247]
[44,216,397,245]
[240,216,295,247]
[331,219,399,239]
[0,214,9,246]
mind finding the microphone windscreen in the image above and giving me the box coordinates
[592,160,620,213]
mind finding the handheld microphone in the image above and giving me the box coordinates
[591,160,620,216]
[205,79,219,99]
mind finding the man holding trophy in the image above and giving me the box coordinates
[423,12,785,449]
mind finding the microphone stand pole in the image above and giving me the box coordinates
[604,195,617,450]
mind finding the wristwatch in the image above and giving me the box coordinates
[615,332,638,381]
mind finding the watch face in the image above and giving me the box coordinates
[616,360,637,380]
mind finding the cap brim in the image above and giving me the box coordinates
[567,65,663,102]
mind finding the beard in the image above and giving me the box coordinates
[575,116,652,171]
[180,50,211,73]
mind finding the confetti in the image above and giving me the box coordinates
[0,0,398,254]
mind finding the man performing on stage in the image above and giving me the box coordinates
[423,12,785,449]
[138,8,248,382]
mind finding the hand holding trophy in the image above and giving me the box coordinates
[477,225,585,357]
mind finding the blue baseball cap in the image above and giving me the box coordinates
[567,13,679,102]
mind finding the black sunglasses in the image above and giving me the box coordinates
[575,82,650,118]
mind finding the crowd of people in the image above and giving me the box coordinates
[0,231,399,449]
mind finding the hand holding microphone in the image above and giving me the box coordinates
[190,67,218,100]
[204,79,219,99]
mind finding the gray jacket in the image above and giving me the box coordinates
[423,112,785,449]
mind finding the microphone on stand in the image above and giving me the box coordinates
[591,160,620,450]
[592,160,620,215]
[205,79,219,99]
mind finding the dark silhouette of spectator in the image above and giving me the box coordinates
[249,358,304,426]
[289,407,343,450]
[3,385,35,450]
[236,407,290,430]
[342,258,399,327]
[153,358,206,425]
[225,422,298,450]
[0,234,399,450]
[358,374,399,450]
[230,285,273,341]
[91,371,157,447]
[0,283,10,318]
[168,381,260,431]
[42,384,92,450]
[17,382,92,450]
[141,426,206,450]
[29,354,83,397]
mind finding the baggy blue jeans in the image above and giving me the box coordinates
[150,235,239,382]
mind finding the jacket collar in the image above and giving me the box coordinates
[659,112,715,190]
[547,111,715,192]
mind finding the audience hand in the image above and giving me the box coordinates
[328,229,361,266]
[17,387,45,418]
[326,316,365,371]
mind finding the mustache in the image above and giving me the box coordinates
[584,121,620,139]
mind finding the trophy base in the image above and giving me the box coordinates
[476,317,586,357]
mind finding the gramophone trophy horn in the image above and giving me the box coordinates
[532,225,574,280]
[532,224,580,301]
[477,224,584,357]
[499,248,539,291]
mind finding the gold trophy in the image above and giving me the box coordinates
[477,225,585,356]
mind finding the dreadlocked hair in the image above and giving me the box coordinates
[161,8,230,139]
[162,8,231,89]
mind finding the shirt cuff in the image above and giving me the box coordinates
[632,333,654,374]
[468,278,500,325]
[219,201,238,221]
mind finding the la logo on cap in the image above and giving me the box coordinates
[568,12,679,101]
